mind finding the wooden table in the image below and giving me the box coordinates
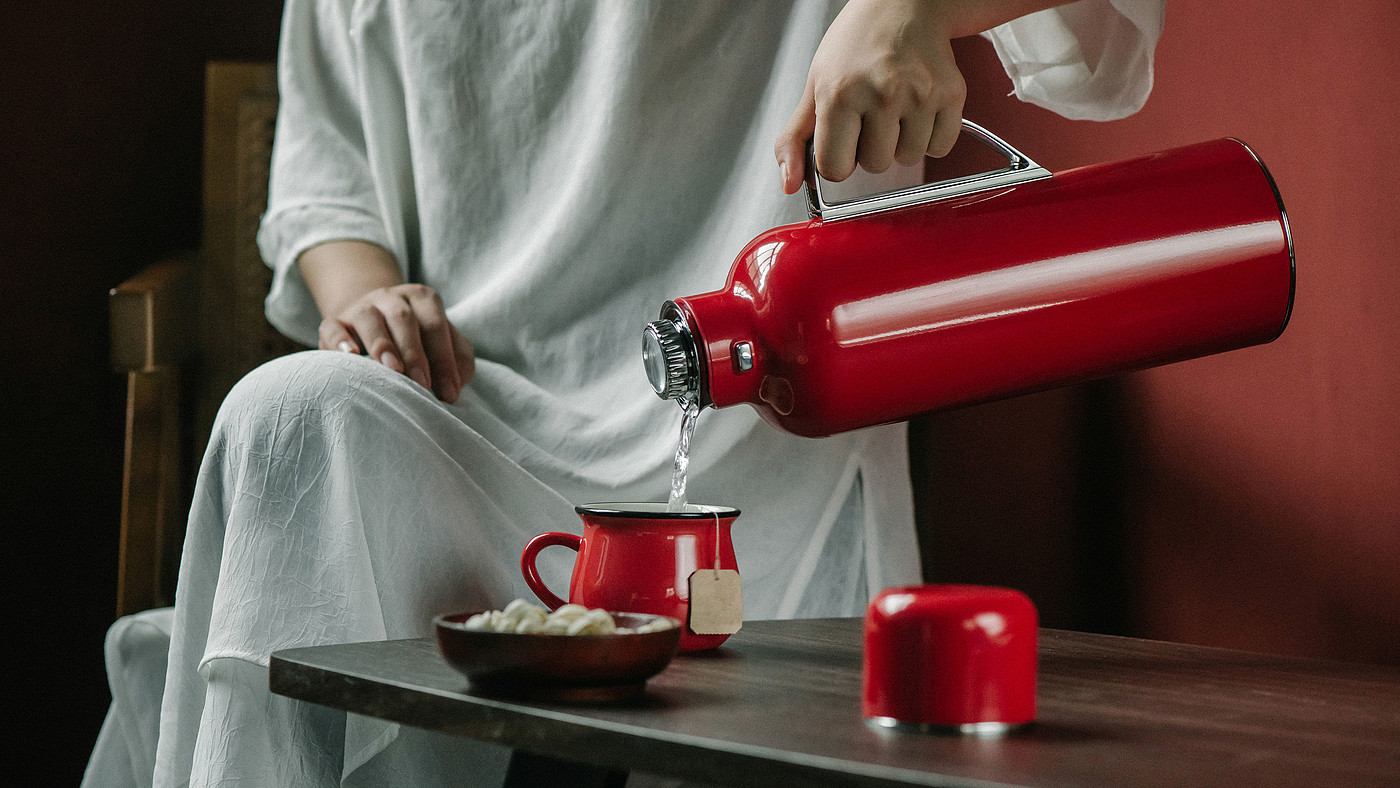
[270,618,1400,787]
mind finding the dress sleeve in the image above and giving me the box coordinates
[257,0,396,347]
[979,0,1165,121]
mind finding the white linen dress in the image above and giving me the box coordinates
[84,1,1164,786]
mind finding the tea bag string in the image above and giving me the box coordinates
[712,508,720,567]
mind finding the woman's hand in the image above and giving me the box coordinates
[775,0,1069,194]
[320,283,475,403]
[299,240,475,404]
[776,0,965,194]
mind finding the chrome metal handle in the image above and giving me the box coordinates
[803,120,1051,221]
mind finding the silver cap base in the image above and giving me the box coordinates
[865,717,1027,737]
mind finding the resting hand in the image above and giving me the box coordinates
[300,240,475,404]
[319,284,475,403]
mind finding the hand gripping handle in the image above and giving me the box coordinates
[803,119,1051,222]
[520,532,582,610]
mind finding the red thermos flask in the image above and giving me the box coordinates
[643,122,1295,437]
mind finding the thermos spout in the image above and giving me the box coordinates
[642,301,699,402]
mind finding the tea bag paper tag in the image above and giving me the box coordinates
[687,569,743,635]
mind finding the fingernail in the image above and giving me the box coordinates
[780,161,789,192]
[379,351,401,371]
[338,340,357,354]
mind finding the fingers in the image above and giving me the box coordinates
[775,80,817,195]
[894,112,935,167]
[376,288,436,393]
[782,3,969,188]
[855,108,901,174]
[813,87,966,179]
[342,300,405,375]
[406,286,462,402]
[318,318,361,355]
[927,97,965,159]
[813,87,863,182]
[333,285,470,403]
[451,327,476,389]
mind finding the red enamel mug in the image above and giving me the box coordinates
[644,121,1295,437]
[521,503,740,652]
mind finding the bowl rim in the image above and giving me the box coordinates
[433,609,682,638]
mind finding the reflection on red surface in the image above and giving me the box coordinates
[832,221,1285,347]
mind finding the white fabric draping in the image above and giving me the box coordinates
[84,1,1162,786]
[982,0,1165,120]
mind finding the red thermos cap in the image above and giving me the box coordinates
[863,585,1037,735]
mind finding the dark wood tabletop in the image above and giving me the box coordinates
[270,618,1400,787]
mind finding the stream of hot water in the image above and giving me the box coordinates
[667,394,701,512]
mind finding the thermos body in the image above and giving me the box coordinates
[650,132,1294,438]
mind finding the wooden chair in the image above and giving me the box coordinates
[108,62,301,618]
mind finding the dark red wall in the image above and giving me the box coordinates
[932,0,1400,664]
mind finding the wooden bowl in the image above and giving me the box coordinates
[433,610,682,702]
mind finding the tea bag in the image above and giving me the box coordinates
[687,569,743,635]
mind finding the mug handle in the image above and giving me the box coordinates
[520,532,582,610]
